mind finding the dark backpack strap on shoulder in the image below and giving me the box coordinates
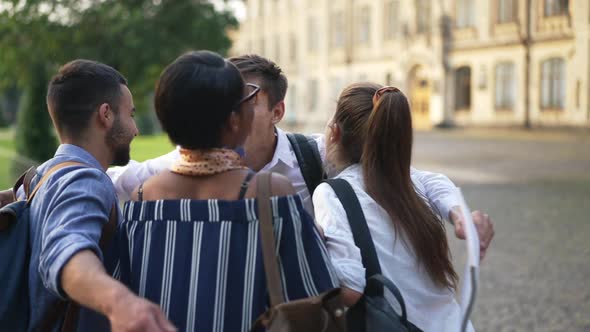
[286,133,326,196]
[324,178,384,296]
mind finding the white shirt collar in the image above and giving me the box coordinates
[264,127,298,170]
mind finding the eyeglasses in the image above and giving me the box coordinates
[236,83,261,108]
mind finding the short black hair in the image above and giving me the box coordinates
[47,59,127,137]
[229,54,288,109]
[155,50,244,149]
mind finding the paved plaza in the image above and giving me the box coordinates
[413,129,590,332]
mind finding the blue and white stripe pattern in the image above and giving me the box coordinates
[118,195,337,332]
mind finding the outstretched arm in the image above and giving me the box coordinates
[411,167,494,260]
[107,148,179,200]
[62,250,176,332]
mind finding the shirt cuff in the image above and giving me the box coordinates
[41,237,102,299]
[332,258,366,293]
[437,193,462,223]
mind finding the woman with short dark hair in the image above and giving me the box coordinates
[117,51,338,331]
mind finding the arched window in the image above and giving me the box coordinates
[540,58,566,110]
[455,66,472,110]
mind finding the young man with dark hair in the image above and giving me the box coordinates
[107,54,494,258]
[21,60,175,331]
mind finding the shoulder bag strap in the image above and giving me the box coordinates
[256,171,285,307]
[324,178,383,295]
[286,133,326,196]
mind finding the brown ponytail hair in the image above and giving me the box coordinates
[334,82,458,289]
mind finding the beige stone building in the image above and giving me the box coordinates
[231,0,590,131]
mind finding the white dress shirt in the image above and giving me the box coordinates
[108,127,461,217]
[312,164,474,332]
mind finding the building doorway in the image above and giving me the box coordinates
[408,65,432,130]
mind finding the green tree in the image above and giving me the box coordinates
[13,62,57,174]
[0,0,238,161]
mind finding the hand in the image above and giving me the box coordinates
[449,207,495,260]
[108,292,177,332]
[0,189,14,208]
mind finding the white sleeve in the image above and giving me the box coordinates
[312,182,366,293]
[410,167,460,222]
[310,133,326,163]
[107,148,179,200]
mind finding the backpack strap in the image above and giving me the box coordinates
[27,161,87,204]
[324,178,383,296]
[286,133,326,196]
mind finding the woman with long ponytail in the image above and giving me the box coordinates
[312,82,473,331]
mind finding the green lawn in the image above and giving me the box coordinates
[129,134,174,161]
[0,129,173,189]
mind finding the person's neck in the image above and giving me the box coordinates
[61,137,111,171]
[330,148,354,175]
[244,130,278,172]
[333,160,353,175]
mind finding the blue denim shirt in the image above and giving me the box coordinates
[27,144,119,331]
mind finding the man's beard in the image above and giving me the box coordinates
[107,117,132,166]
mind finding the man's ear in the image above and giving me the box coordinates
[97,103,113,129]
[271,101,285,125]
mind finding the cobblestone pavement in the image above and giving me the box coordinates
[412,129,590,332]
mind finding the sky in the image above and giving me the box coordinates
[211,0,246,21]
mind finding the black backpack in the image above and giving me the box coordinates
[324,179,423,332]
[286,133,326,196]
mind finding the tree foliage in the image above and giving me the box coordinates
[13,62,57,172]
[0,0,238,163]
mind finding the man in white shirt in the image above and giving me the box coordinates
[106,54,494,258]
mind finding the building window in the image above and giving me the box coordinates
[497,0,517,23]
[416,0,431,33]
[494,62,516,110]
[258,1,264,18]
[331,77,343,101]
[356,6,371,45]
[540,58,566,110]
[290,35,297,62]
[331,11,345,48]
[274,35,281,63]
[286,85,297,124]
[456,0,475,28]
[260,38,265,54]
[455,66,472,110]
[308,17,319,52]
[308,79,318,111]
[384,0,399,40]
[544,0,569,17]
